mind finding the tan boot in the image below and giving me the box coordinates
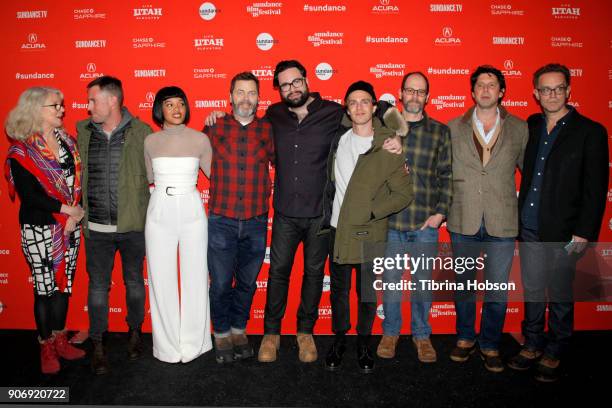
[257,334,280,363]
[376,335,399,359]
[296,333,317,363]
[413,337,437,363]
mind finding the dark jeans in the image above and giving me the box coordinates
[208,213,268,335]
[85,230,146,341]
[329,229,377,336]
[520,227,577,359]
[263,213,329,334]
[450,222,515,351]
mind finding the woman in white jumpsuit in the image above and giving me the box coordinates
[144,86,213,362]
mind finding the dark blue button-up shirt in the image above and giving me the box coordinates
[521,107,574,230]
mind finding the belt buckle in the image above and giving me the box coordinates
[165,186,175,196]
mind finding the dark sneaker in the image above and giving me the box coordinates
[479,349,504,373]
[231,333,254,360]
[127,329,143,360]
[91,340,109,375]
[450,340,476,363]
[535,355,561,383]
[214,336,235,364]
[507,348,543,371]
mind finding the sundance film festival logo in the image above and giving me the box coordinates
[379,93,396,106]
[431,304,456,318]
[193,67,227,79]
[370,63,405,79]
[194,35,224,51]
[501,59,522,77]
[138,91,156,110]
[435,27,461,46]
[195,99,228,109]
[490,4,524,16]
[552,5,580,19]
[303,3,347,13]
[308,31,343,47]
[256,33,277,51]
[80,63,104,81]
[134,69,166,78]
[315,62,336,80]
[74,8,107,20]
[551,36,582,48]
[493,36,525,46]
[21,33,46,51]
[133,5,163,20]
[365,35,408,44]
[132,37,166,49]
[252,65,274,80]
[16,10,47,19]
[427,66,469,76]
[372,0,399,14]
[75,39,107,48]
[430,94,466,111]
[430,3,463,13]
[247,2,283,17]
[199,2,219,20]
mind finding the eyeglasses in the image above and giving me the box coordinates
[278,77,305,92]
[42,103,64,111]
[537,85,568,96]
[402,88,427,97]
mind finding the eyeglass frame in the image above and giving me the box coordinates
[278,77,306,92]
[536,85,569,96]
[41,103,65,111]
[402,87,428,97]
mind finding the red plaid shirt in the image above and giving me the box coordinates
[205,114,274,220]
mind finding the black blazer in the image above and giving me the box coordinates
[518,109,609,242]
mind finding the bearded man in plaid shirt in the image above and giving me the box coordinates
[204,72,275,364]
[377,72,452,363]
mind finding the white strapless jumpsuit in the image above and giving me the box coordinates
[145,157,212,363]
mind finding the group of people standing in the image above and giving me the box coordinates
[4,59,607,384]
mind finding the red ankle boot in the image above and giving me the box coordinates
[54,331,86,360]
[39,336,60,374]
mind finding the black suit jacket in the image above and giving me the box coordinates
[518,108,609,242]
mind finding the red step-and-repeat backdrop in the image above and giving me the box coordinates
[1,0,611,334]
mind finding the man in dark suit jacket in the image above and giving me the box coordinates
[509,63,609,382]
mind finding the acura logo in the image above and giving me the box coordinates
[504,59,514,70]
[380,0,390,4]
[146,92,155,102]
[442,27,453,38]
[28,33,37,43]
[87,63,97,72]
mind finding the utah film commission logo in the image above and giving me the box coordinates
[322,275,331,292]
[379,93,396,106]
[199,2,218,20]
[256,33,275,51]
[376,304,385,319]
[315,62,334,80]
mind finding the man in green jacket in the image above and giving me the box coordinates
[77,76,152,375]
[319,81,413,373]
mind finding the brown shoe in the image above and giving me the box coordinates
[257,334,280,363]
[412,337,437,363]
[450,339,476,363]
[376,335,399,359]
[296,333,317,363]
[535,355,561,383]
[231,333,254,360]
[91,340,109,375]
[480,349,504,373]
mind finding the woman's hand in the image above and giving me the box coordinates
[64,216,78,235]
[61,204,84,221]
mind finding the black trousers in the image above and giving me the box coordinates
[263,213,329,334]
[329,228,377,336]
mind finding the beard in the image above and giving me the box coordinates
[232,101,257,118]
[282,87,310,108]
[402,100,424,115]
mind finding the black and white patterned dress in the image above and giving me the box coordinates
[20,134,80,296]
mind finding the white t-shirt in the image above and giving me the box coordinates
[331,129,374,228]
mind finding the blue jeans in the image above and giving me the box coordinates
[208,213,268,335]
[382,227,439,339]
[450,223,515,351]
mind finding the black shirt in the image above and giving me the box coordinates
[265,92,343,218]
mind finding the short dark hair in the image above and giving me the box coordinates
[533,63,571,88]
[152,86,190,127]
[273,60,307,88]
[87,76,124,106]
[401,71,430,94]
[470,65,506,93]
[230,72,260,94]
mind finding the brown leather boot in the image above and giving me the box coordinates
[91,339,109,375]
[296,333,317,363]
[127,329,143,360]
[413,337,437,363]
[376,335,399,359]
[257,334,280,362]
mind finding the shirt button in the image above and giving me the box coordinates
[294,160,298,164]
[537,172,541,176]
[294,177,298,181]
[533,188,537,191]
[530,203,534,206]
[541,157,544,160]
[544,142,548,145]
[294,144,298,148]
